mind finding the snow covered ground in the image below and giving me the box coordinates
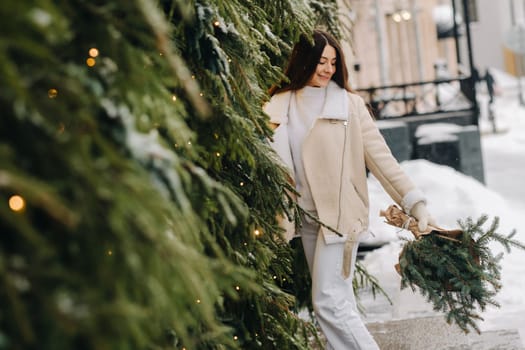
[359,68,525,342]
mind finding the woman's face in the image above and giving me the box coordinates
[307,44,337,87]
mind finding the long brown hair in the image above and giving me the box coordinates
[269,29,352,96]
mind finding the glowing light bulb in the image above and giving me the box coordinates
[88,48,99,57]
[86,57,96,67]
[401,10,411,21]
[48,88,58,99]
[392,13,402,22]
[9,195,25,212]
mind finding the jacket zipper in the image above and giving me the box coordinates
[336,120,348,230]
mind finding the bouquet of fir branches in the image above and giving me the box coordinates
[380,204,525,334]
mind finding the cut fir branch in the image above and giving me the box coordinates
[383,205,525,334]
[354,261,393,314]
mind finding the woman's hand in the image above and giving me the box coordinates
[410,201,436,232]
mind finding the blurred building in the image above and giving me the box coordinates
[336,0,490,183]
[338,0,525,89]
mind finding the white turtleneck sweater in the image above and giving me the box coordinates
[288,85,328,211]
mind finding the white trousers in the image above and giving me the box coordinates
[300,218,380,350]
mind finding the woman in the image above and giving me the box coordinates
[264,30,435,349]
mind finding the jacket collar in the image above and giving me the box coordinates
[264,81,349,124]
[318,81,349,120]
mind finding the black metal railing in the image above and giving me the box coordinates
[356,76,478,121]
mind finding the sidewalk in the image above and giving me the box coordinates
[368,316,524,350]
[359,252,525,349]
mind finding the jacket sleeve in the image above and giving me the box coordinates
[352,94,425,213]
[263,95,295,177]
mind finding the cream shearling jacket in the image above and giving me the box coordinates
[264,82,425,277]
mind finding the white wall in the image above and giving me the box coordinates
[469,0,522,72]
[469,1,504,71]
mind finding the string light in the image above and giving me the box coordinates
[196,299,201,304]
[239,182,244,186]
[213,133,219,139]
[107,250,113,256]
[88,48,99,57]
[254,229,261,237]
[48,88,58,99]
[235,285,240,291]
[215,152,220,157]
[187,141,192,146]
[191,75,195,79]
[233,335,238,341]
[199,92,203,97]
[172,95,177,101]
[8,195,25,212]
[213,20,220,27]
[86,57,96,67]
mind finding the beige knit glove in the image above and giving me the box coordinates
[410,201,436,232]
